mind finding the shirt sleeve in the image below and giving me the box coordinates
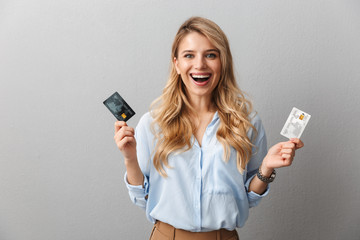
[123,113,152,209]
[124,172,149,209]
[244,114,270,208]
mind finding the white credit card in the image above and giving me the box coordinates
[280,107,311,139]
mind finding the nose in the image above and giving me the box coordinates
[195,56,207,69]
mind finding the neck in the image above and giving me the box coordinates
[188,94,215,115]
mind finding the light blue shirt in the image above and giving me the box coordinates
[124,111,269,232]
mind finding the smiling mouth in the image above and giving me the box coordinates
[190,73,211,82]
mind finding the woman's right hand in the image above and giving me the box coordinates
[114,121,137,163]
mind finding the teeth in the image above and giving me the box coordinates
[192,74,210,78]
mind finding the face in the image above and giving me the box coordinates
[174,32,221,101]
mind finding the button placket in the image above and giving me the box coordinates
[197,148,203,229]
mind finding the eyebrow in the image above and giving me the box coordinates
[180,49,219,54]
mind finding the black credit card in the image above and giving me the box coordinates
[103,92,136,122]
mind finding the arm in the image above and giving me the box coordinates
[124,157,144,186]
[114,121,144,186]
[248,138,304,195]
[114,120,150,208]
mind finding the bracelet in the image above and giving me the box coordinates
[257,164,276,183]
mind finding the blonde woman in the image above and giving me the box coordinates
[114,17,304,240]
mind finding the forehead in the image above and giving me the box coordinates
[178,32,217,52]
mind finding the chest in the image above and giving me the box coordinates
[194,124,208,147]
[193,113,216,147]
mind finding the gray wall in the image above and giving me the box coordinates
[1,0,359,239]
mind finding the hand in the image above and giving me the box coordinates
[114,121,137,162]
[262,138,304,175]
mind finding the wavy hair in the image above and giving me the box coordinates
[150,17,257,177]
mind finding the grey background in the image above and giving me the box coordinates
[1,0,359,239]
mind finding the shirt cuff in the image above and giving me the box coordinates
[124,172,149,198]
[245,174,270,207]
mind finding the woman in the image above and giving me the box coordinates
[114,17,304,240]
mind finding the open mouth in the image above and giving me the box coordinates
[190,73,211,82]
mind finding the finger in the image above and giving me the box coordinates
[281,155,294,167]
[114,129,135,142]
[284,146,296,153]
[115,125,135,137]
[280,148,293,154]
[277,154,293,167]
[271,141,288,150]
[119,126,135,135]
[284,159,293,166]
[116,136,136,150]
[282,149,296,159]
[283,142,296,149]
[290,138,300,144]
[281,153,292,160]
[290,138,304,149]
[114,121,127,134]
[296,140,304,149]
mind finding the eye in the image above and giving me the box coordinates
[184,54,194,58]
[206,53,217,59]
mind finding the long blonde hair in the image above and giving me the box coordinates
[150,17,257,176]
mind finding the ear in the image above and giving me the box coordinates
[174,57,180,75]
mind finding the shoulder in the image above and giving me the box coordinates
[137,111,153,125]
[135,112,154,132]
[136,111,161,134]
[134,112,156,143]
[248,111,263,129]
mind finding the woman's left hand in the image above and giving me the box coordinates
[262,138,304,173]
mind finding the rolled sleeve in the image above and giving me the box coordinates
[245,114,270,208]
[124,172,149,209]
[245,173,270,208]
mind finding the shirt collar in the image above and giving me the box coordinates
[207,111,219,128]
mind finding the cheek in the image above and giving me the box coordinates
[209,60,221,74]
[215,61,222,74]
[179,63,191,75]
[213,63,222,84]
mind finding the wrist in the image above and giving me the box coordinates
[124,157,138,167]
[257,163,276,183]
[124,158,143,186]
[261,160,274,177]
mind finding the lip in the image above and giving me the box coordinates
[190,72,212,86]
